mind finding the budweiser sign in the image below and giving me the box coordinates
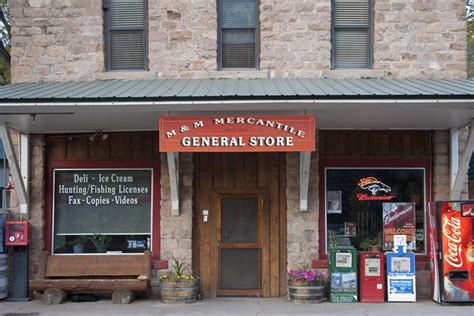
[442,213,463,268]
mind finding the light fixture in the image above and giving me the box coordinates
[101,133,108,141]
[88,133,96,142]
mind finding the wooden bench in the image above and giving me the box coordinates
[30,251,151,304]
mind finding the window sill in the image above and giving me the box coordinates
[208,70,270,79]
[322,69,385,79]
[95,71,157,81]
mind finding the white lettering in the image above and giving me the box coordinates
[193,121,204,128]
[442,214,464,268]
[181,137,191,146]
[166,130,177,138]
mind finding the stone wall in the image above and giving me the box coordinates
[28,135,47,280]
[260,0,331,78]
[10,0,104,83]
[286,151,319,268]
[156,152,193,295]
[373,0,467,79]
[432,131,450,201]
[10,0,467,83]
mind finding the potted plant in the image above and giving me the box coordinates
[67,236,89,253]
[159,257,199,304]
[360,238,380,252]
[287,262,328,303]
[90,234,112,253]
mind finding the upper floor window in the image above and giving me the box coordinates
[332,0,372,69]
[104,0,148,71]
[218,0,259,69]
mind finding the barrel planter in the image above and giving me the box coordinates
[0,254,7,299]
[159,277,199,304]
[288,284,325,304]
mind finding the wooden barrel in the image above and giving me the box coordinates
[288,284,324,303]
[0,254,7,299]
[160,278,199,304]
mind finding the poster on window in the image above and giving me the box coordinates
[327,191,342,214]
[382,202,416,251]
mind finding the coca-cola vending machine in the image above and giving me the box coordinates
[429,201,474,304]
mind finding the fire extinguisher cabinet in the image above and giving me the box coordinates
[330,247,358,302]
[359,252,385,302]
[4,220,29,301]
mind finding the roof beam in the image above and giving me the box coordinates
[0,124,29,216]
[300,152,311,212]
[167,152,180,216]
[451,120,474,200]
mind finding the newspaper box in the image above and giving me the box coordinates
[360,251,385,302]
[330,247,358,302]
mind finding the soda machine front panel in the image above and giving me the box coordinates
[440,202,474,302]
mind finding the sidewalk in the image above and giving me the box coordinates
[1,298,472,316]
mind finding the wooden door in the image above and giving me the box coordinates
[216,193,264,296]
[193,152,287,298]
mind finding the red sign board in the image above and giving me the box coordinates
[159,115,316,152]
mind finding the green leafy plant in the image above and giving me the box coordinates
[66,236,89,247]
[90,233,112,246]
[160,257,195,281]
[360,238,379,251]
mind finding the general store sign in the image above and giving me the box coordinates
[159,115,316,152]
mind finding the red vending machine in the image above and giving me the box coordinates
[429,201,474,304]
[359,252,385,302]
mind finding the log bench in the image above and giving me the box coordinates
[30,251,151,304]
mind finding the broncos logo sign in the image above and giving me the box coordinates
[358,177,391,196]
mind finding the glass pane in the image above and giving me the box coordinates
[220,0,257,28]
[220,249,260,290]
[110,0,146,28]
[326,168,426,253]
[221,198,258,243]
[53,169,152,254]
[110,30,146,70]
[222,29,256,69]
[334,0,369,26]
[334,29,369,69]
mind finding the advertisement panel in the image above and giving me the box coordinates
[159,115,316,152]
[439,202,474,302]
[383,202,416,251]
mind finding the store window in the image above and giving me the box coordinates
[331,0,372,69]
[218,0,259,69]
[325,168,426,253]
[104,0,148,71]
[53,168,153,254]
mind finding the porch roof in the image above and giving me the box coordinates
[0,78,472,103]
[0,78,473,133]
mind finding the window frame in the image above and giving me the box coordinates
[217,0,260,70]
[319,159,432,261]
[45,161,160,256]
[331,0,373,69]
[103,0,149,71]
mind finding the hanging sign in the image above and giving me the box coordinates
[159,115,316,152]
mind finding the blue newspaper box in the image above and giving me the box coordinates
[386,247,416,302]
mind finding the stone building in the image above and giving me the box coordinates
[0,0,473,301]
